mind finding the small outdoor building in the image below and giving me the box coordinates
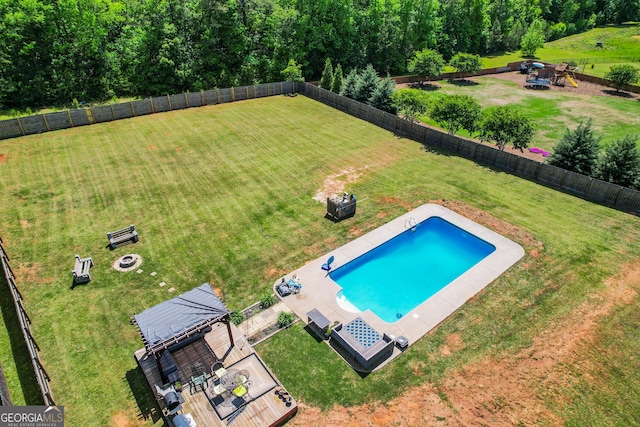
[132,283,234,357]
[132,283,298,426]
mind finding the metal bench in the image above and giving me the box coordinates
[107,224,138,250]
[72,254,93,285]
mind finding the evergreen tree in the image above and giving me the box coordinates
[331,64,344,93]
[548,120,601,176]
[595,135,640,189]
[369,76,397,113]
[354,64,379,103]
[342,68,359,98]
[319,58,333,90]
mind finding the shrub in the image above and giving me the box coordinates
[230,310,245,326]
[260,294,275,309]
[277,311,295,328]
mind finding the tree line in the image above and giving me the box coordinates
[1,0,639,108]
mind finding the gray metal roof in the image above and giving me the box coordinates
[133,283,229,347]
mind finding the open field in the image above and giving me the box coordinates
[1,95,640,425]
[404,73,640,152]
[482,23,640,80]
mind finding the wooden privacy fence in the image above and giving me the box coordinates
[0,81,296,141]
[300,83,640,216]
[0,237,55,407]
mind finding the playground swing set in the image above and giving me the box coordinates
[521,61,578,89]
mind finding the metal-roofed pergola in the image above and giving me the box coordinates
[132,283,234,356]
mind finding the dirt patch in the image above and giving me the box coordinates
[288,255,640,427]
[146,145,156,150]
[313,166,371,202]
[110,410,147,427]
[20,220,30,229]
[12,262,52,284]
[435,199,544,252]
[175,147,182,152]
[0,153,6,163]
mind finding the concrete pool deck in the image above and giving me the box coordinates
[275,203,525,370]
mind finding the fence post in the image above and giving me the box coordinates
[167,94,172,110]
[245,86,249,99]
[184,92,189,108]
[130,101,136,117]
[231,87,235,102]
[42,115,51,131]
[110,104,116,120]
[150,97,155,113]
[253,85,257,99]
[201,90,205,106]
[613,186,624,206]
[67,110,74,127]
[16,118,26,135]
[216,89,220,104]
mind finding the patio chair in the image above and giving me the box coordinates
[321,256,335,271]
[213,383,227,396]
[190,363,208,394]
[233,385,247,398]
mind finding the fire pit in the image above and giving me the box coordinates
[113,254,142,272]
[119,255,136,268]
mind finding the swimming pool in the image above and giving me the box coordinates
[330,217,496,322]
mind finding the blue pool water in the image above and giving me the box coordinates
[330,216,496,323]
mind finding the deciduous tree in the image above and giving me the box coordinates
[605,64,640,92]
[448,52,483,80]
[391,89,431,123]
[407,49,444,85]
[479,106,535,151]
[429,94,481,135]
[521,19,545,57]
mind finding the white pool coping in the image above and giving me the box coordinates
[275,203,525,368]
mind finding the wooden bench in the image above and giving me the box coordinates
[107,224,138,250]
[72,255,94,285]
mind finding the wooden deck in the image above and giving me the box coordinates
[135,321,297,427]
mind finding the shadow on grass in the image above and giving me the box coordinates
[447,79,480,86]
[602,89,636,98]
[125,367,162,424]
[0,273,44,405]
[407,82,441,92]
[303,325,324,343]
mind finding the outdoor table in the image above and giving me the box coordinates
[220,369,250,391]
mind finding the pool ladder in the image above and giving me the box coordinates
[405,217,417,232]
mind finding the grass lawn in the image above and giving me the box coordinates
[1,95,640,425]
[413,76,640,152]
[482,23,640,80]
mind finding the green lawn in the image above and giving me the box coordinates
[1,95,640,425]
[482,23,640,80]
[413,76,640,152]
